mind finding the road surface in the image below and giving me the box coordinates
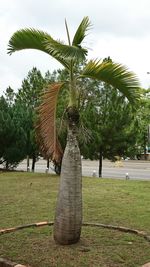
[16,159,150,181]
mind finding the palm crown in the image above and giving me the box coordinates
[8,16,140,98]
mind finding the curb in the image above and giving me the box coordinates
[0,258,30,267]
[1,221,150,243]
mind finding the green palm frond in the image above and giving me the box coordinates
[36,83,64,163]
[72,16,91,46]
[44,37,88,61]
[7,28,70,69]
[80,59,141,104]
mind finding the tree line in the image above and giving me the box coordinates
[0,66,149,174]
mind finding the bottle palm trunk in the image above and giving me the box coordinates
[54,123,82,245]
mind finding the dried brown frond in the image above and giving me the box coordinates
[36,83,64,163]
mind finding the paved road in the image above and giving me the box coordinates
[17,159,150,181]
[82,160,150,180]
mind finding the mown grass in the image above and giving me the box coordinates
[0,172,150,267]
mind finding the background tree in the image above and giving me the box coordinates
[4,86,15,106]
[134,89,150,159]
[0,89,27,169]
[16,67,45,171]
[79,81,139,176]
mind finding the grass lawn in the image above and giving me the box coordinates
[0,172,150,267]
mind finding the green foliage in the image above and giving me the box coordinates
[80,59,141,105]
[4,86,15,106]
[0,94,27,168]
[80,82,139,160]
[0,68,48,169]
[8,16,141,110]
[16,67,46,160]
[16,67,45,108]
[72,16,91,46]
[134,89,150,156]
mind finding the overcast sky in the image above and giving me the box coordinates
[1,0,150,95]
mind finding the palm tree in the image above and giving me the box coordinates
[8,17,141,245]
